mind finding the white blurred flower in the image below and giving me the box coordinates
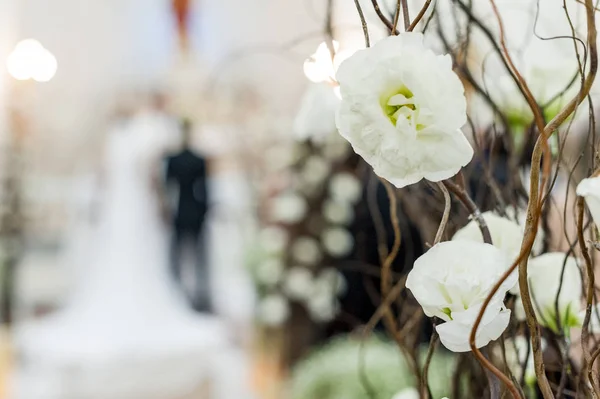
[391,388,419,399]
[258,226,289,254]
[452,211,542,276]
[291,236,323,266]
[283,267,314,301]
[329,172,362,204]
[514,253,582,333]
[321,134,352,160]
[315,268,347,297]
[322,227,354,258]
[577,176,600,230]
[323,199,354,225]
[301,155,331,186]
[293,83,340,141]
[406,241,515,352]
[503,206,545,257]
[269,192,308,224]
[306,290,340,323]
[335,33,472,188]
[257,294,291,327]
[255,258,285,287]
[495,336,546,387]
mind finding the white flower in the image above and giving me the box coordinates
[258,226,289,254]
[323,199,354,225]
[322,227,354,258]
[301,155,331,186]
[291,236,323,266]
[269,192,308,224]
[577,176,600,229]
[514,253,582,333]
[293,83,340,141]
[335,33,472,188]
[391,387,419,399]
[329,172,362,204]
[306,290,340,322]
[315,268,347,297]
[283,267,314,301]
[257,294,291,327]
[406,241,515,352]
[503,206,545,257]
[255,258,285,286]
[494,336,546,387]
[452,211,541,273]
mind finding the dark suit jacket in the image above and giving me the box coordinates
[165,149,208,231]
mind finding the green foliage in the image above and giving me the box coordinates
[289,335,455,399]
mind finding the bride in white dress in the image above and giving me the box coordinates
[12,108,230,399]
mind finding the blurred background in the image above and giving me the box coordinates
[0,1,428,398]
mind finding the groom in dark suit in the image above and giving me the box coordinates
[165,119,211,312]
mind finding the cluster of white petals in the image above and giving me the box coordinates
[406,241,514,352]
[335,33,473,188]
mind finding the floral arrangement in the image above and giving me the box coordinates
[248,133,363,330]
[275,0,600,397]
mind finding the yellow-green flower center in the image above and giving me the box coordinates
[381,85,427,131]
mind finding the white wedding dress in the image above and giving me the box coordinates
[11,114,231,399]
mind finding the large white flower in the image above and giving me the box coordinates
[514,253,582,333]
[577,176,600,229]
[406,241,515,352]
[335,33,473,188]
[257,294,291,327]
[452,211,542,270]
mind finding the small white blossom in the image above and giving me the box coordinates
[315,268,347,297]
[255,258,285,287]
[257,294,291,327]
[494,336,546,387]
[514,253,582,333]
[335,33,473,188]
[391,388,419,399]
[306,291,340,323]
[269,192,308,224]
[322,227,354,258]
[323,199,354,225]
[577,176,600,230]
[258,226,289,254]
[291,236,323,266]
[301,155,331,186]
[329,172,363,204]
[406,241,515,352]
[283,267,315,301]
